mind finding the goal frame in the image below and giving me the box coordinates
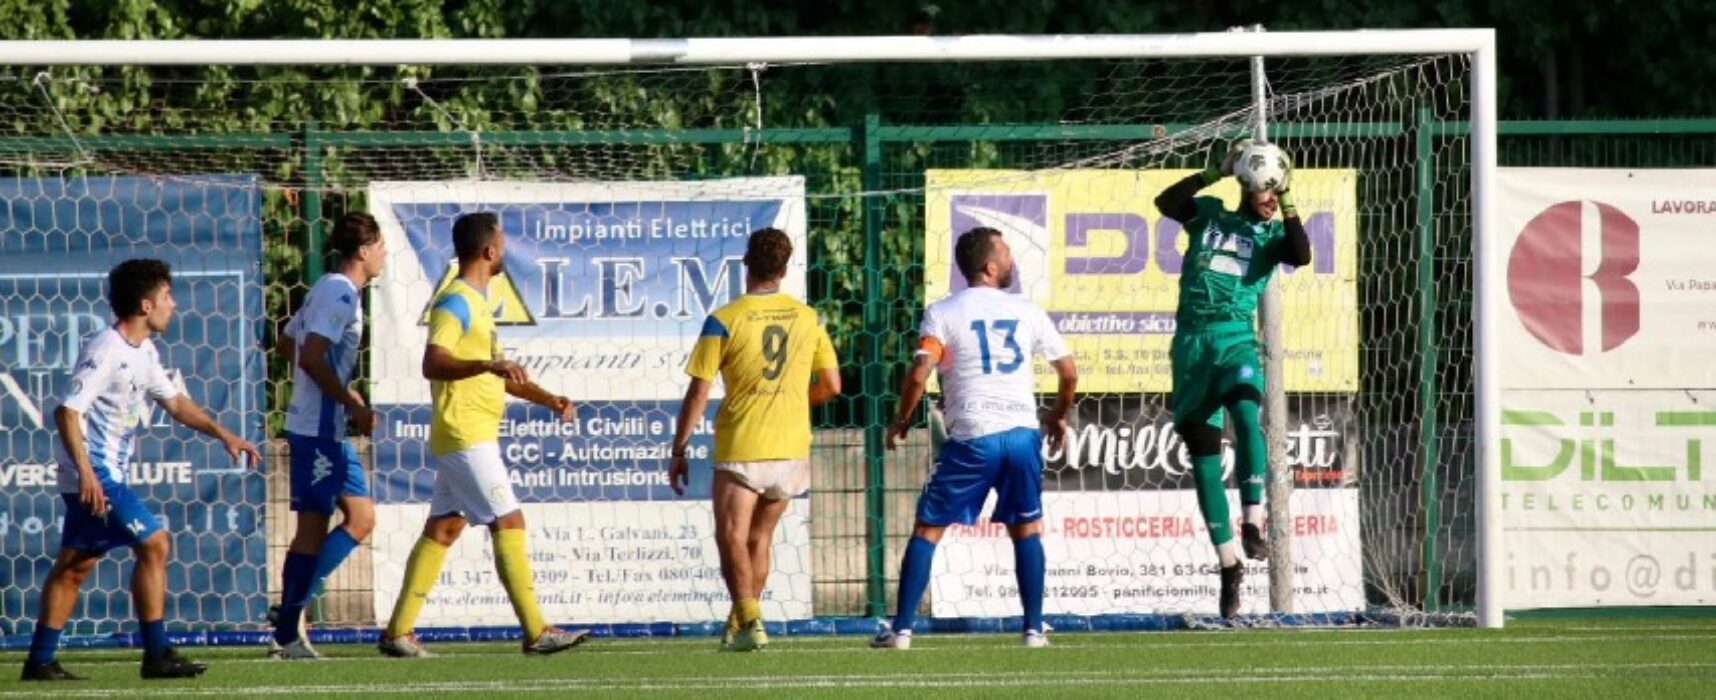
[0,29,1502,628]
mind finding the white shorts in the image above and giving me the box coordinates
[429,443,520,525]
[715,459,810,501]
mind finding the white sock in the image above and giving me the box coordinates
[1244,505,1264,527]
[1216,539,1241,568]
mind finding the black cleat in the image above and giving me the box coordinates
[21,660,85,681]
[1242,523,1269,561]
[140,647,208,680]
[1219,563,1244,620]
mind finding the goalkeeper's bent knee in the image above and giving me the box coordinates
[1176,422,1222,458]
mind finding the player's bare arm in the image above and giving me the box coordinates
[422,344,528,383]
[274,329,296,367]
[298,332,375,435]
[52,406,106,516]
[160,394,261,468]
[505,380,574,421]
[667,377,714,495]
[808,366,842,408]
[886,352,937,450]
[1041,356,1079,452]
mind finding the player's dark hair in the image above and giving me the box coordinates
[452,212,501,262]
[329,212,382,261]
[744,227,793,281]
[955,227,1005,283]
[108,258,173,318]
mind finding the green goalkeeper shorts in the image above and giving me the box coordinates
[1169,322,1264,429]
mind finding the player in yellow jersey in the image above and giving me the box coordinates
[668,228,841,651]
[377,212,589,658]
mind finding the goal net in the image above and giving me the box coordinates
[0,35,1486,644]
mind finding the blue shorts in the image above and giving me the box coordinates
[287,433,369,515]
[60,485,162,554]
[916,428,1045,526]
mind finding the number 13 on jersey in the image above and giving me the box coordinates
[970,319,1023,374]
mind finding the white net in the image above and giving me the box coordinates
[0,51,1476,641]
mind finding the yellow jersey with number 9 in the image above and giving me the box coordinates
[427,279,506,456]
[686,292,838,462]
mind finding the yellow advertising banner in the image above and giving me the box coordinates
[924,169,1358,394]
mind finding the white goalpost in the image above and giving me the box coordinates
[0,30,1502,643]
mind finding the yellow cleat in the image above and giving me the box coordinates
[722,619,767,652]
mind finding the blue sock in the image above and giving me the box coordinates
[306,527,361,603]
[1013,534,1046,633]
[140,619,168,660]
[274,551,317,644]
[891,536,938,634]
[26,625,61,666]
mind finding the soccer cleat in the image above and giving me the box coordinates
[1022,629,1050,648]
[868,624,911,650]
[264,603,312,656]
[523,627,590,656]
[140,647,208,680]
[722,619,767,652]
[1241,523,1269,561]
[20,660,85,681]
[1219,563,1245,619]
[269,637,323,661]
[378,634,435,659]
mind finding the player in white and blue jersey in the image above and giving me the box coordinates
[20,259,261,682]
[871,227,1079,650]
[268,213,388,659]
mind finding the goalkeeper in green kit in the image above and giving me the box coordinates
[1154,140,1310,619]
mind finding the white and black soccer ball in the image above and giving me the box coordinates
[1234,142,1288,193]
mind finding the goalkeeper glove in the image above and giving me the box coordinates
[1205,138,1251,185]
[1275,150,1294,194]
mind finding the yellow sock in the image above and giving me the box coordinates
[494,528,546,641]
[737,598,762,625]
[725,605,741,634]
[385,537,448,638]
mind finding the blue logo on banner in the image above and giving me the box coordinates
[0,175,266,636]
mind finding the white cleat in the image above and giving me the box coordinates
[868,623,912,650]
[264,604,312,657]
[1023,629,1050,648]
[270,637,324,660]
[378,634,435,658]
[524,627,591,655]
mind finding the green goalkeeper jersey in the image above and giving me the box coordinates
[1175,196,1287,330]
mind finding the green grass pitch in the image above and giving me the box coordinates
[2,617,1712,699]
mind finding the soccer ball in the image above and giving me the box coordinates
[1234,142,1288,193]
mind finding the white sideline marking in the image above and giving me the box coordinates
[4,663,1714,697]
[10,630,1716,668]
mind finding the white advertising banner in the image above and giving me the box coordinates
[929,489,1363,617]
[373,501,813,625]
[1499,168,1716,389]
[1501,390,1716,608]
[1500,168,1716,609]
